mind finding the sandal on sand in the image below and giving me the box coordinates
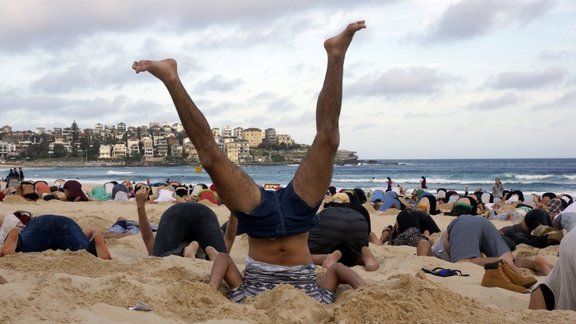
[422,267,469,277]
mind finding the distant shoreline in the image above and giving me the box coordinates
[0,160,300,169]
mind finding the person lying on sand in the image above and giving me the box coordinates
[422,215,553,293]
[132,20,368,304]
[499,209,562,248]
[102,217,143,239]
[0,215,111,259]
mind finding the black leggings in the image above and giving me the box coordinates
[153,203,226,257]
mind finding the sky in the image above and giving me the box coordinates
[1,0,575,159]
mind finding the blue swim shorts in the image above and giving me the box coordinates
[232,181,320,238]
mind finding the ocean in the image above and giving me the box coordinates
[3,158,576,197]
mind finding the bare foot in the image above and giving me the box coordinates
[548,230,564,243]
[361,246,380,272]
[416,239,432,256]
[0,228,20,257]
[322,250,342,268]
[183,241,199,258]
[93,232,112,260]
[534,256,553,275]
[324,20,366,60]
[0,274,7,284]
[132,59,178,84]
[368,232,383,246]
[205,246,219,261]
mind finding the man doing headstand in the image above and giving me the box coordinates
[132,20,367,304]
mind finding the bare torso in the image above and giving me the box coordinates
[248,232,311,266]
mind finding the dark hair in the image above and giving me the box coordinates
[542,192,557,200]
[507,190,525,202]
[353,188,367,203]
[328,186,337,195]
[445,202,473,216]
[524,209,550,231]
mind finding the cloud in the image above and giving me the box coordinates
[532,89,576,110]
[539,49,576,61]
[265,98,299,114]
[486,67,568,90]
[347,66,456,97]
[465,92,522,110]
[421,0,556,43]
[0,0,386,52]
[193,75,243,93]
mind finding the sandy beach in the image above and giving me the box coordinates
[1,188,575,323]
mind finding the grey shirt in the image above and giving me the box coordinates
[441,215,510,263]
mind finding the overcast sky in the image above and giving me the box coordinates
[1,0,575,159]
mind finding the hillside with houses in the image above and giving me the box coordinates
[0,122,358,166]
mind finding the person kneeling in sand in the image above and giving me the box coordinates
[135,187,226,259]
[422,215,552,293]
[0,215,111,259]
[379,208,441,256]
[308,192,379,272]
[132,20,367,303]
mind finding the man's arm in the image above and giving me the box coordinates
[136,188,155,255]
[224,214,238,253]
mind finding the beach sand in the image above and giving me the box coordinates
[1,193,575,323]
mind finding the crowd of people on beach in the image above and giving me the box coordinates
[2,167,574,310]
[1,20,575,314]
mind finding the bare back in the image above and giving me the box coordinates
[248,233,311,266]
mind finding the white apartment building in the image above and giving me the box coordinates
[0,141,15,158]
[277,134,294,145]
[225,142,240,164]
[112,144,127,159]
[172,123,184,133]
[142,137,154,159]
[171,144,183,158]
[99,145,112,159]
[127,137,140,156]
[233,127,243,139]
[223,125,232,137]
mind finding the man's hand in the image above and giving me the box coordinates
[135,187,149,208]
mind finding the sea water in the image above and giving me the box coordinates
[3,158,576,197]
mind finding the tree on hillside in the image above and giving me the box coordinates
[22,142,50,160]
[52,144,67,158]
